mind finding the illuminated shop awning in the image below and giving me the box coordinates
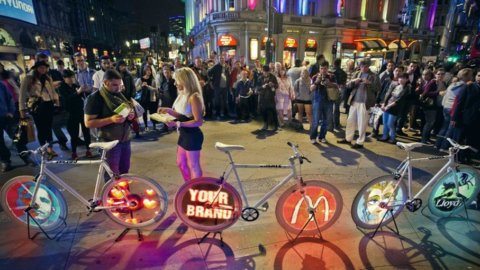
[217,34,238,47]
[354,38,387,51]
[305,38,317,51]
[284,37,298,50]
[387,40,408,50]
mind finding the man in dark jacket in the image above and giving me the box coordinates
[116,60,136,100]
[257,65,278,131]
[208,55,230,119]
[0,82,15,171]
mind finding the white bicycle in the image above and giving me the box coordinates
[351,138,480,230]
[1,141,168,236]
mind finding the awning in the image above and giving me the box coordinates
[354,38,387,51]
[388,40,408,50]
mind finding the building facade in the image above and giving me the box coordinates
[186,0,447,69]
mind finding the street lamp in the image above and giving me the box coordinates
[89,16,95,22]
[396,7,409,65]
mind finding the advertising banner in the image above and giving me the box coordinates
[0,0,37,25]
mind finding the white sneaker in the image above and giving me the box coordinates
[310,139,317,144]
[320,138,327,143]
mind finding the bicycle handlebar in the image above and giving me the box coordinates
[20,142,57,157]
[286,142,311,163]
[446,138,478,153]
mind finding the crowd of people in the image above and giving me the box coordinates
[1,50,480,175]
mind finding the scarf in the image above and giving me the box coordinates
[99,85,130,113]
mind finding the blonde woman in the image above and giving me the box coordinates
[158,67,205,181]
[275,67,294,127]
[294,68,313,125]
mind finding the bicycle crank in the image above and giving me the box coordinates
[406,198,422,212]
[241,208,260,222]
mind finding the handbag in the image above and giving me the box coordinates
[131,98,145,116]
[419,95,435,107]
[327,86,340,102]
[26,96,43,114]
[14,118,36,144]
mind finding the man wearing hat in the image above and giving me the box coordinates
[257,64,279,131]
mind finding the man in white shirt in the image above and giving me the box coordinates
[92,56,111,91]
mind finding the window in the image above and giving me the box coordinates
[226,0,235,11]
[307,0,316,16]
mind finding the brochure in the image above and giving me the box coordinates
[150,113,176,123]
[114,103,130,118]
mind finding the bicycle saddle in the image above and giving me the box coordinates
[215,142,245,152]
[89,140,119,151]
[396,142,424,151]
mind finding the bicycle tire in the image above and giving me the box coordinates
[101,174,168,228]
[351,175,407,230]
[428,167,480,217]
[275,180,343,235]
[0,175,68,232]
[174,177,242,232]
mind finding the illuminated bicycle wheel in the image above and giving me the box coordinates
[101,174,168,228]
[351,175,407,230]
[275,180,343,235]
[428,168,480,217]
[0,175,68,232]
[174,177,242,232]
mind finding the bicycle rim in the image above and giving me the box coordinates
[428,168,480,217]
[101,175,168,228]
[174,177,242,232]
[351,175,407,230]
[275,180,343,235]
[0,176,68,232]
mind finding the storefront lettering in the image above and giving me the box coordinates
[0,0,35,14]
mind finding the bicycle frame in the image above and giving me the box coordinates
[221,151,300,210]
[30,150,115,210]
[391,149,458,202]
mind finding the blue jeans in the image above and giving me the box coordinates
[381,112,397,141]
[435,108,451,150]
[422,109,437,143]
[310,99,333,140]
[106,141,131,176]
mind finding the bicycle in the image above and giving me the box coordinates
[351,138,480,231]
[0,140,168,237]
[174,141,343,238]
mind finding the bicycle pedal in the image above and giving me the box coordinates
[258,202,269,212]
[87,199,103,213]
[406,198,422,212]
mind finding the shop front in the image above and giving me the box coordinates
[283,37,298,68]
[217,34,238,58]
[0,28,25,74]
[304,38,317,64]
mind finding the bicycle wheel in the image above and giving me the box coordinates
[101,174,168,228]
[275,180,343,235]
[428,167,480,217]
[174,177,242,232]
[351,175,407,230]
[0,175,68,232]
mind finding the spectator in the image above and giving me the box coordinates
[208,55,230,119]
[19,61,60,159]
[287,59,303,85]
[344,59,356,115]
[294,68,313,126]
[309,54,325,77]
[331,58,347,131]
[135,65,158,131]
[0,82,15,172]
[275,66,294,127]
[310,61,336,144]
[234,70,254,122]
[257,65,279,131]
[92,55,111,91]
[84,69,136,176]
[378,73,409,144]
[338,60,380,149]
[417,69,439,144]
[158,67,205,181]
[58,70,92,160]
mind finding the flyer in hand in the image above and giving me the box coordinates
[114,103,130,118]
[150,113,176,123]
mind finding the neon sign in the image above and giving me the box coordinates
[306,38,317,49]
[284,38,298,49]
[217,34,238,47]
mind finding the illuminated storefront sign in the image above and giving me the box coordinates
[284,37,298,49]
[305,38,317,50]
[140,37,151,49]
[0,0,37,25]
[217,34,238,47]
[250,38,259,60]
